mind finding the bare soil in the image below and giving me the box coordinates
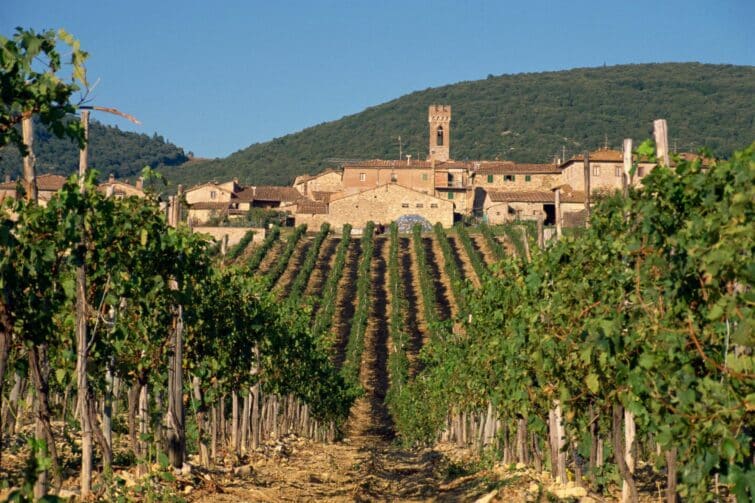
[256,239,285,275]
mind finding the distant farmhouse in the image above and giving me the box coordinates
[183,105,660,231]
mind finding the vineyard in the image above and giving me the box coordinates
[1,27,753,503]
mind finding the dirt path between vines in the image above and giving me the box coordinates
[192,236,501,502]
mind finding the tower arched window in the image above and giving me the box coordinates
[436,126,444,146]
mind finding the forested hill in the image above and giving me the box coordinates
[164,62,754,187]
[0,118,189,180]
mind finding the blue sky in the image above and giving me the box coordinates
[3,1,753,158]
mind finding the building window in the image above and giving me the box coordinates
[437,126,444,146]
[447,192,454,200]
[430,203,438,208]
[638,166,645,177]
[504,175,515,182]
[615,167,622,177]
[416,203,424,208]
[391,173,398,182]
[592,166,600,177]
[421,173,428,181]
[210,190,217,199]
[401,203,409,208]
[359,173,366,182]
[487,174,493,183]
[525,175,532,182]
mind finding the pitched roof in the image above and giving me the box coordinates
[475,162,560,175]
[234,187,255,202]
[343,159,468,169]
[184,181,232,194]
[296,200,329,214]
[329,182,452,205]
[561,148,654,166]
[252,186,302,202]
[486,189,585,204]
[36,174,67,191]
[0,174,67,192]
[293,168,341,185]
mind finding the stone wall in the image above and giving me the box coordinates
[184,184,233,205]
[297,183,453,232]
[192,226,266,247]
[474,173,558,191]
[342,168,434,195]
[562,161,655,192]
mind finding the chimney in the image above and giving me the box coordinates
[406,154,412,166]
[136,177,144,190]
[4,174,10,183]
[108,173,115,184]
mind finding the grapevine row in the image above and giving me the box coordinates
[225,229,255,261]
[432,223,467,313]
[395,148,755,501]
[263,223,307,287]
[454,223,489,280]
[247,225,281,271]
[411,224,441,328]
[340,221,375,389]
[385,222,409,413]
[311,224,352,339]
[287,222,331,301]
[479,222,505,261]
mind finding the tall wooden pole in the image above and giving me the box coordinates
[653,119,670,167]
[582,151,591,227]
[167,188,185,469]
[554,187,562,240]
[21,115,38,202]
[75,110,93,498]
[622,139,632,197]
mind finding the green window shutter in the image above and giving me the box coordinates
[525,175,531,182]
[487,174,493,183]
[448,192,454,200]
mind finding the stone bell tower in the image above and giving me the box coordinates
[428,105,451,162]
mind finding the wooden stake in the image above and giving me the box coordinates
[75,110,93,498]
[582,151,591,227]
[537,214,544,249]
[554,188,562,240]
[622,409,636,503]
[622,139,632,197]
[653,119,670,167]
[21,115,38,202]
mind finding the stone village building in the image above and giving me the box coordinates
[179,104,668,231]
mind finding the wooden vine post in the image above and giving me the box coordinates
[75,109,94,498]
[653,119,670,167]
[555,187,562,239]
[21,115,38,202]
[621,406,637,503]
[167,186,186,469]
[654,118,678,503]
[583,150,591,227]
[622,139,632,197]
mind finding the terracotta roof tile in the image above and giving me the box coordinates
[296,200,328,214]
[487,189,585,204]
[475,162,560,174]
[253,186,302,202]
[36,174,67,191]
[234,187,255,202]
